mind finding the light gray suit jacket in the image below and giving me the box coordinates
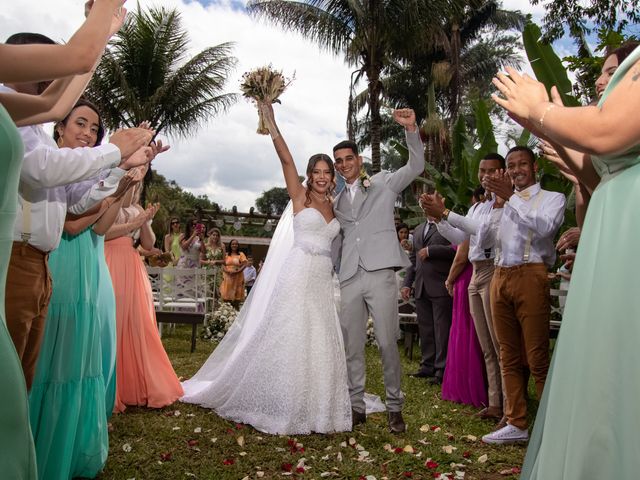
[332,130,425,283]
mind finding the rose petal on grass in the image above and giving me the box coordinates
[160,452,172,462]
[193,427,202,434]
[210,437,218,443]
[403,445,415,454]
[239,452,247,456]
[477,454,488,463]
[419,424,431,432]
[425,460,439,469]
[237,436,245,447]
[337,452,343,462]
[187,439,199,447]
[281,463,293,472]
[256,472,265,478]
[222,458,235,465]
[122,443,132,453]
[442,445,457,454]
[349,437,357,446]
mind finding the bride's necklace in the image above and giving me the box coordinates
[309,188,329,203]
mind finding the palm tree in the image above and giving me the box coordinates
[246,0,437,173]
[86,4,237,137]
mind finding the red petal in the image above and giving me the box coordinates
[222,458,235,465]
[160,452,172,461]
[425,460,439,469]
[463,451,471,458]
[296,467,305,473]
[281,463,293,472]
[187,439,199,447]
[394,447,404,454]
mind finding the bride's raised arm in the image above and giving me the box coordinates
[258,102,305,205]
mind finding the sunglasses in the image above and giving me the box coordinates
[171,221,179,225]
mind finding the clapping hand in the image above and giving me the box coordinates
[420,192,446,219]
[556,227,581,252]
[393,108,417,132]
[482,169,513,203]
[491,66,549,120]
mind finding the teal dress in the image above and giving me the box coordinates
[522,46,640,479]
[29,229,108,480]
[0,105,37,479]
[95,232,117,417]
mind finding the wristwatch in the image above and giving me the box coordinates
[442,208,450,220]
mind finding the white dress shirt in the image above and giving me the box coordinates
[345,180,360,202]
[436,196,496,262]
[1,90,128,253]
[477,183,566,268]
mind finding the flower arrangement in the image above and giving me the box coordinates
[201,302,239,341]
[359,168,371,193]
[240,65,294,134]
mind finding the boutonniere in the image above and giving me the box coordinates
[359,168,371,193]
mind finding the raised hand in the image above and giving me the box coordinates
[491,66,549,120]
[109,5,127,37]
[111,127,154,164]
[149,138,170,160]
[257,101,280,139]
[393,108,417,132]
[119,145,153,170]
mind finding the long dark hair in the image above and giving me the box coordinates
[304,153,335,206]
[53,98,105,146]
[226,238,240,255]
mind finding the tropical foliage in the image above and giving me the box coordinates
[86,4,237,137]
[246,0,436,173]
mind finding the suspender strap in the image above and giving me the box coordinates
[523,190,545,263]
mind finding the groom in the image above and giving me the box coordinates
[332,108,424,433]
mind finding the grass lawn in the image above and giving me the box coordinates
[99,326,529,480]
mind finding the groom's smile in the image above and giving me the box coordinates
[333,148,363,184]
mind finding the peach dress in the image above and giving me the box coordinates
[219,252,247,301]
[104,206,183,412]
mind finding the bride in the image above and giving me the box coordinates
[181,102,352,434]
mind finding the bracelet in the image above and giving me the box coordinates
[538,104,556,130]
[442,208,450,220]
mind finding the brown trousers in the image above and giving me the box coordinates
[490,263,550,430]
[468,260,503,409]
[5,242,52,390]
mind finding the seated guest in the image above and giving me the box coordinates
[401,213,455,385]
[478,146,565,444]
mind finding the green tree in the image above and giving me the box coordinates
[255,186,290,215]
[530,0,639,43]
[86,4,237,136]
[246,0,436,174]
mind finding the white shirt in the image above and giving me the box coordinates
[243,265,257,286]
[477,183,566,268]
[345,180,360,202]
[2,87,127,252]
[437,196,496,262]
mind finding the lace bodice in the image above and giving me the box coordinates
[293,208,339,256]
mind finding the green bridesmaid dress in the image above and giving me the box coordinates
[521,46,640,479]
[29,229,108,480]
[0,104,37,478]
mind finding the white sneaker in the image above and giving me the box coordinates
[481,423,529,444]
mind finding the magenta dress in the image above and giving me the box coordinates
[441,261,487,408]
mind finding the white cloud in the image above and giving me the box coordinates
[0,0,581,210]
[1,0,351,211]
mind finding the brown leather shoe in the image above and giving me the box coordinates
[352,409,366,429]
[474,406,503,420]
[388,411,406,434]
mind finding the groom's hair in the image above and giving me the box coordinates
[6,32,56,45]
[333,140,359,156]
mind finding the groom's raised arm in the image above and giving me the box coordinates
[386,109,424,194]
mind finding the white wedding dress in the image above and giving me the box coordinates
[181,207,352,434]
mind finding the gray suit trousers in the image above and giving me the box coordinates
[339,266,404,413]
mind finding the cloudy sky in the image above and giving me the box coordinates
[1,0,573,211]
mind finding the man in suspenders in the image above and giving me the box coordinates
[478,146,565,444]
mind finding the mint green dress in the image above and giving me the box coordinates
[522,46,640,479]
[95,232,116,417]
[0,105,37,479]
[29,229,108,480]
